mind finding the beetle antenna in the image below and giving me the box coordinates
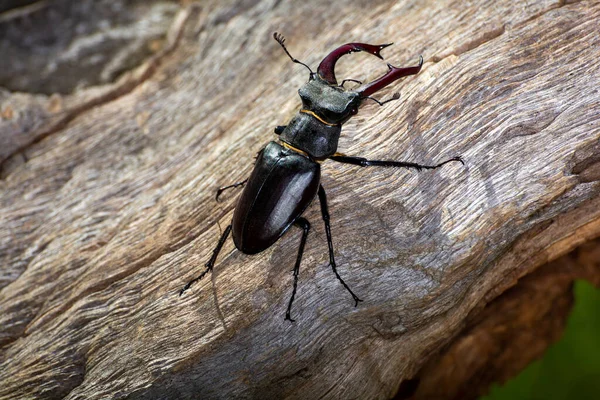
[273,32,314,74]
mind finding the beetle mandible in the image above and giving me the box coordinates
[180,33,463,321]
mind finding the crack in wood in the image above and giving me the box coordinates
[430,0,571,64]
[513,0,567,28]
[430,25,506,63]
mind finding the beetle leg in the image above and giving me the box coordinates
[285,217,311,322]
[363,92,400,106]
[274,125,286,135]
[329,154,464,171]
[179,225,232,296]
[318,185,362,306]
[340,78,363,88]
[216,180,248,202]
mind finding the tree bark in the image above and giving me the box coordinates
[1,1,599,399]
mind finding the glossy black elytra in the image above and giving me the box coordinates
[180,33,463,321]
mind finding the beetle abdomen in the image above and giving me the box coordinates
[232,141,320,254]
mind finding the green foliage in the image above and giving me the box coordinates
[481,280,600,400]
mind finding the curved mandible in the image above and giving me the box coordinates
[317,42,392,84]
[355,55,423,98]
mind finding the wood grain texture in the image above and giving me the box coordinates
[1,0,599,399]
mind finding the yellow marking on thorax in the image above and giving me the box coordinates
[280,141,310,158]
[280,141,326,163]
[299,109,338,126]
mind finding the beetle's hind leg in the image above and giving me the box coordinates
[285,217,311,322]
[179,225,232,296]
[318,185,362,306]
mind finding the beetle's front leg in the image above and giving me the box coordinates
[363,92,400,106]
[285,217,311,322]
[318,185,362,306]
[340,78,363,88]
[330,153,464,171]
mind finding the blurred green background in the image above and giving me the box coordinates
[480,280,600,400]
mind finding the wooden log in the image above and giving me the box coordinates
[1,1,599,399]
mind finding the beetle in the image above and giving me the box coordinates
[180,33,463,321]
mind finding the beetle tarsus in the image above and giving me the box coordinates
[451,156,465,166]
[285,217,311,323]
[318,185,362,306]
[285,314,295,322]
[180,225,232,295]
[273,32,313,74]
[216,180,248,202]
[179,264,211,296]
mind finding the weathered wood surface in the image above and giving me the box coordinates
[1,0,599,399]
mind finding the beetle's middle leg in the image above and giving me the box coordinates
[216,180,247,201]
[318,184,362,306]
[179,224,232,296]
[285,217,310,322]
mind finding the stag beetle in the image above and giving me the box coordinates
[180,33,463,321]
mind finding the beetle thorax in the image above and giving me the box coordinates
[279,77,361,159]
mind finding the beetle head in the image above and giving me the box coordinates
[290,39,423,125]
[298,77,361,125]
[317,41,423,114]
